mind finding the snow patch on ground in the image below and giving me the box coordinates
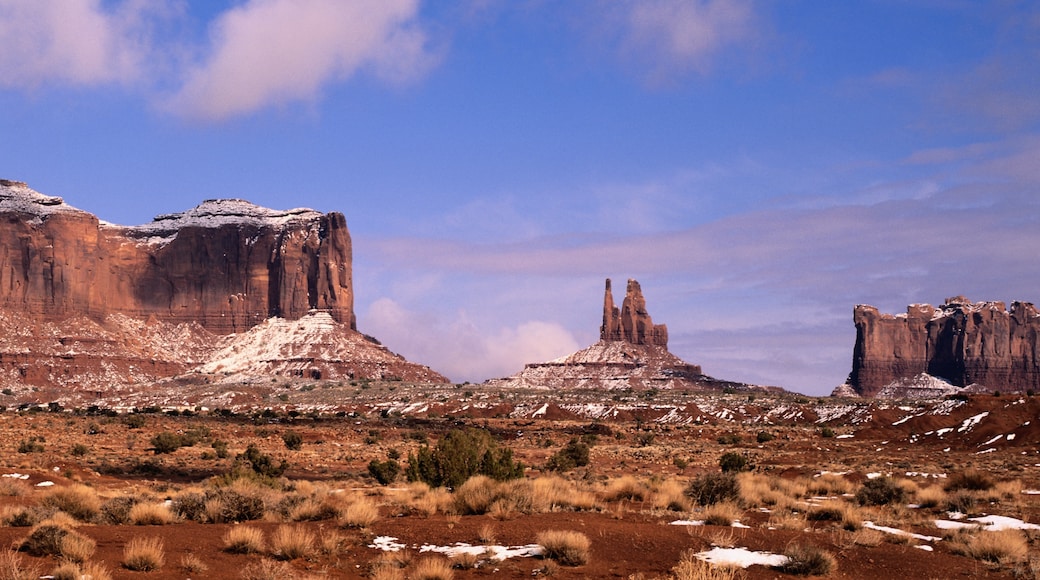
[695,547,788,568]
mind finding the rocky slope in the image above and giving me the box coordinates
[487,278,769,392]
[842,296,1040,397]
[0,180,446,392]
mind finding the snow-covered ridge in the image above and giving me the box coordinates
[132,198,323,235]
[0,180,85,218]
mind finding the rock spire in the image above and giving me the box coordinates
[600,278,668,347]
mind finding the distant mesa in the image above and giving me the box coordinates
[0,179,446,395]
[487,278,770,392]
[837,296,1040,398]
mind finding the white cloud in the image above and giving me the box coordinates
[362,297,579,383]
[0,0,158,88]
[165,0,433,120]
[614,0,756,80]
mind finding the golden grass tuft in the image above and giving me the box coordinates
[450,551,479,570]
[223,525,266,553]
[951,529,1029,564]
[477,523,497,545]
[702,501,744,527]
[454,476,500,515]
[40,484,101,522]
[49,562,81,580]
[0,479,29,497]
[0,550,40,580]
[59,529,97,563]
[603,475,648,502]
[849,527,884,547]
[340,496,381,528]
[768,510,807,531]
[536,529,591,566]
[128,502,175,525]
[652,478,691,512]
[409,557,455,580]
[318,528,347,555]
[778,543,836,576]
[914,485,947,509]
[269,524,316,560]
[122,536,165,571]
[181,553,208,574]
[671,550,741,580]
[806,473,852,497]
[240,558,299,580]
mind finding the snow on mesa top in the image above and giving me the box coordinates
[135,198,323,236]
[0,179,84,218]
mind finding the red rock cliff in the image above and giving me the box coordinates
[848,296,1040,396]
[600,278,668,347]
[0,180,353,334]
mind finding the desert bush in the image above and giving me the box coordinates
[756,430,776,443]
[1,505,52,528]
[288,496,341,522]
[98,495,140,525]
[848,527,884,547]
[340,496,381,528]
[58,529,96,562]
[768,510,808,530]
[716,433,741,445]
[369,458,401,485]
[150,431,189,454]
[777,543,836,575]
[410,557,455,580]
[685,472,739,506]
[40,484,101,521]
[122,536,165,571]
[604,475,648,502]
[269,524,315,560]
[50,562,84,580]
[18,523,71,557]
[16,437,44,454]
[454,475,500,515]
[545,437,591,472]
[181,554,208,574]
[914,485,947,509]
[702,501,743,526]
[170,491,207,522]
[406,428,523,488]
[945,469,995,492]
[223,525,265,553]
[806,473,852,496]
[0,550,41,580]
[0,479,29,497]
[536,530,591,566]
[951,529,1029,564]
[855,477,905,506]
[129,502,175,525]
[718,452,750,473]
[205,487,267,523]
[450,551,479,570]
[945,490,977,514]
[652,478,690,512]
[282,431,303,450]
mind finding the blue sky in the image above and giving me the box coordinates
[2,1,1039,395]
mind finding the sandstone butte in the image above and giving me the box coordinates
[837,296,1040,398]
[0,179,447,394]
[486,278,772,393]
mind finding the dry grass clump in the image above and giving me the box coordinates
[223,525,266,553]
[914,485,947,509]
[286,495,342,522]
[477,523,497,545]
[848,527,884,547]
[806,473,852,497]
[122,536,165,571]
[340,495,381,528]
[777,543,836,576]
[269,524,316,560]
[685,472,740,507]
[17,521,95,562]
[0,479,30,497]
[529,476,597,512]
[0,550,41,580]
[318,529,347,555]
[409,557,455,580]
[701,502,744,527]
[603,475,649,502]
[536,530,591,566]
[806,501,862,530]
[369,550,413,576]
[670,550,741,580]
[652,478,691,512]
[181,553,208,574]
[951,529,1029,564]
[945,469,995,492]
[454,476,500,515]
[855,477,905,506]
[128,502,175,525]
[240,558,299,580]
[992,479,1024,502]
[0,505,52,528]
[767,510,807,531]
[413,487,454,517]
[451,551,480,570]
[51,562,109,580]
[40,484,101,521]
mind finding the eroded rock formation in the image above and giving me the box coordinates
[601,278,668,347]
[0,180,446,392]
[845,296,1040,397]
[489,278,768,392]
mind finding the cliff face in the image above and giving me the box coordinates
[0,181,353,334]
[0,180,446,392]
[847,296,1040,397]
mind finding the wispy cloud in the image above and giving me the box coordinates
[0,0,166,88]
[165,0,434,120]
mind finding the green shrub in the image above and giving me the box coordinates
[282,431,303,451]
[70,444,89,457]
[237,444,288,479]
[368,458,401,485]
[150,431,187,454]
[545,438,591,472]
[211,440,229,458]
[855,477,905,506]
[684,472,739,506]
[819,427,835,438]
[718,452,750,473]
[756,430,775,443]
[405,428,523,488]
[716,433,741,445]
[18,438,44,453]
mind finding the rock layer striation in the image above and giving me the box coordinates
[845,296,1040,397]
